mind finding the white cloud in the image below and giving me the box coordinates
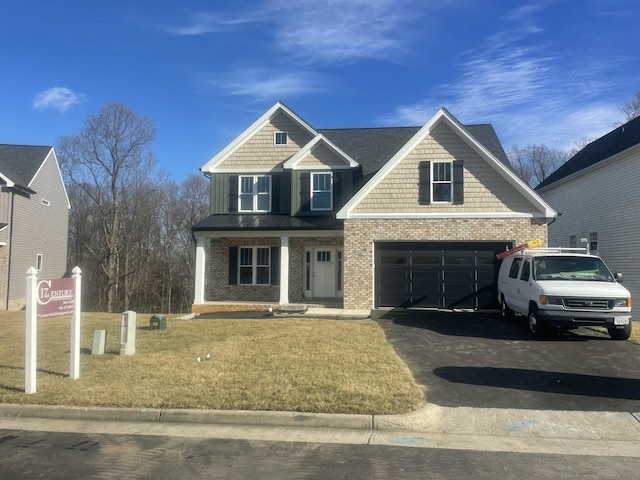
[159,11,263,36]
[205,69,328,101]
[33,87,86,112]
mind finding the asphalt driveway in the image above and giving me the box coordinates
[374,310,640,412]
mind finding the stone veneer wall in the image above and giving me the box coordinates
[342,217,548,310]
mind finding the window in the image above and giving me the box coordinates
[239,175,271,212]
[36,254,43,271]
[41,199,50,207]
[589,232,598,253]
[520,258,531,281]
[239,247,270,285]
[509,257,522,279]
[311,172,332,210]
[569,235,576,248]
[431,162,452,202]
[274,131,288,145]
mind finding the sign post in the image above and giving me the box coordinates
[24,267,82,394]
[25,267,38,394]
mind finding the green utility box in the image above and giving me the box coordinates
[150,314,167,330]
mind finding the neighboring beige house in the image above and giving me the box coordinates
[0,145,70,310]
[536,115,640,314]
[192,102,555,313]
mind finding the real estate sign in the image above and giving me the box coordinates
[37,278,75,318]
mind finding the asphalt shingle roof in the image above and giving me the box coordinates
[536,115,640,190]
[0,144,52,188]
[193,214,343,231]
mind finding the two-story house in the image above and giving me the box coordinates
[0,144,70,310]
[192,102,555,313]
[536,115,640,313]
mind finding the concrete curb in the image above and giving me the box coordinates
[0,404,373,431]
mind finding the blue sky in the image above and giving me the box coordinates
[2,0,638,181]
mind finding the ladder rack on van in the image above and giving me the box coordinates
[521,246,589,255]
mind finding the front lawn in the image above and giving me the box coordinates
[0,312,424,415]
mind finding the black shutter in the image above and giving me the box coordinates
[453,160,464,205]
[228,246,238,284]
[228,175,238,213]
[418,161,431,205]
[270,246,279,285]
[332,171,342,211]
[271,174,280,213]
[300,172,311,212]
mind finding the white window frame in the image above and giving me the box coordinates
[238,175,272,212]
[431,161,453,203]
[41,199,51,207]
[311,172,333,211]
[238,246,271,285]
[274,131,288,145]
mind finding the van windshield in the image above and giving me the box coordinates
[533,256,614,282]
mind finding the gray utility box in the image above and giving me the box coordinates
[150,314,166,330]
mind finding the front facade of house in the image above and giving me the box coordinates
[536,116,640,315]
[192,103,555,313]
[0,145,70,310]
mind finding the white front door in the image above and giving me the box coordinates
[313,248,336,298]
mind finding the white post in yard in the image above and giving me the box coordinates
[25,267,38,394]
[194,235,206,304]
[279,235,289,305]
[70,266,82,379]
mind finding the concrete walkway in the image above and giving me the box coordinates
[2,403,639,457]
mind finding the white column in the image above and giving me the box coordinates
[194,235,206,304]
[279,236,290,305]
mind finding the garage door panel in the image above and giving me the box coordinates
[375,242,509,309]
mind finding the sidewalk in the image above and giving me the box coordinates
[2,403,639,457]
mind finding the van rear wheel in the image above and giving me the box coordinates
[500,296,514,320]
[608,323,632,340]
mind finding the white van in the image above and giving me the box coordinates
[497,247,632,339]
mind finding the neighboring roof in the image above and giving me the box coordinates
[192,214,343,231]
[0,144,52,191]
[337,107,556,219]
[536,115,640,191]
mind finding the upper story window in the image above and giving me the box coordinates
[239,175,271,212]
[311,172,333,210]
[274,131,288,145]
[431,162,452,203]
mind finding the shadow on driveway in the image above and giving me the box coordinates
[374,309,640,411]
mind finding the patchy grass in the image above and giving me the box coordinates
[0,312,424,415]
[591,321,640,344]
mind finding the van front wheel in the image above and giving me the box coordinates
[528,308,546,339]
[608,323,632,340]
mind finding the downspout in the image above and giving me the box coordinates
[5,190,15,310]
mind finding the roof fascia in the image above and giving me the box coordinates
[200,102,319,173]
[283,134,359,170]
[337,108,556,219]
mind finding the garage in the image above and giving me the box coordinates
[374,241,511,309]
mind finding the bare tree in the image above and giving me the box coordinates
[508,144,570,187]
[57,102,157,312]
[620,89,640,122]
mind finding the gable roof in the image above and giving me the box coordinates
[283,134,358,170]
[336,107,556,219]
[200,101,318,173]
[536,115,640,191]
[0,144,52,192]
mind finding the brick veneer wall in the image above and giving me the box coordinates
[343,217,547,310]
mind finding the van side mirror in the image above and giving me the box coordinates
[614,272,623,282]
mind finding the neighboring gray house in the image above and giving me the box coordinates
[536,116,640,314]
[192,102,555,313]
[0,145,70,310]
